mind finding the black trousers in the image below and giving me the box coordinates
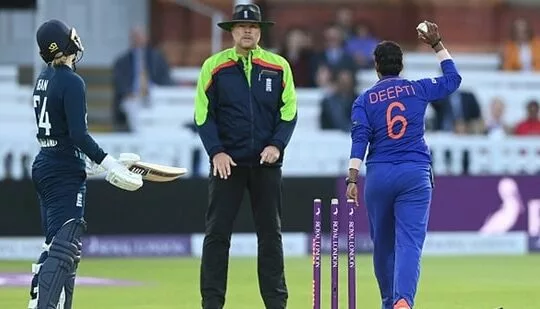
[200,166,288,309]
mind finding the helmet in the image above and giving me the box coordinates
[36,19,84,64]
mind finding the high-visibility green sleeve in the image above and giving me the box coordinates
[269,57,297,152]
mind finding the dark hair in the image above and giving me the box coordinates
[374,40,403,76]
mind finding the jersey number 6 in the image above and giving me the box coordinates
[386,101,408,139]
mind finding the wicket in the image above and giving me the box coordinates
[312,198,357,309]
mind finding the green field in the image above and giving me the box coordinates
[1,255,538,308]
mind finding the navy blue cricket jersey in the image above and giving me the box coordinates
[350,59,462,164]
[32,65,106,164]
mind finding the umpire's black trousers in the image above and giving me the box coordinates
[200,166,288,309]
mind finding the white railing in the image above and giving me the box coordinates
[2,132,540,180]
[0,132,198,180]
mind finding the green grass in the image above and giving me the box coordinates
[1,255,538,308]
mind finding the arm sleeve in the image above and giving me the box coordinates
[415,53,462,102]
[194,59,224,159]
[269,59,297,152]
[63,76,107,163]
[350,94,372,160]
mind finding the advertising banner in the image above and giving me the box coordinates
[82,235,191,257]
[335,176,539,234]
[313,232,527,255]
[423,232,527,256]
[191,233,308,257]
[1,177,538,239]
[0,237,43,260]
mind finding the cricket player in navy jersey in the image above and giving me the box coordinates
[346,21,462,309]
[28,19,144,309]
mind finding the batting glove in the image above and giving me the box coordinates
[118,152,141,168]
[100,155,143,191]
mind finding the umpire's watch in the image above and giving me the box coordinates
[345,177,357,185]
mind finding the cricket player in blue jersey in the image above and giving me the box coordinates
[28,19,144,309]
[346,21,462,309]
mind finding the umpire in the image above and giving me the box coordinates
[194,4,297,309]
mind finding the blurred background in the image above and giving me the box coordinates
[0,0,540,307]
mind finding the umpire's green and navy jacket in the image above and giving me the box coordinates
[194,46,297,166]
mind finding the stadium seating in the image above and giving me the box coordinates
[145,73,540,133]
[0,65,18,85]
[0,85,35,134]
[170,52,502,83]
[2,53,540,180]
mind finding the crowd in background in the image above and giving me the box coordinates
[2,2,540,182]
[272,8,540,137]
[110,7,540,138]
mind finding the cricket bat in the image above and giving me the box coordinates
[128,161,188,182]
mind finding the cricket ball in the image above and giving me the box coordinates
[416,22,428,33]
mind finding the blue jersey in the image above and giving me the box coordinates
[32,65,106,165]
[350,59,462,164]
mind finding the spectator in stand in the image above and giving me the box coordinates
[279,27,316,87]
[514,100,540,135]
[112,26,173,132]
[431,89,483,134]
[501,17,540,71]
[314,24,357,76]
[485,97,511,138]
[335,7,355,40]
[319,69,357,132]
[314,64,334,94]
[345,22,379,69]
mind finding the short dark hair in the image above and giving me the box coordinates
[374,40,403,76]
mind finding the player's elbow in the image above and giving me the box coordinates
[351,132,369,147]
[284,113,298,129]
[445,72,462,93]
[454,72,463,87]
[70,132,89,146]
[351,123,369,140]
